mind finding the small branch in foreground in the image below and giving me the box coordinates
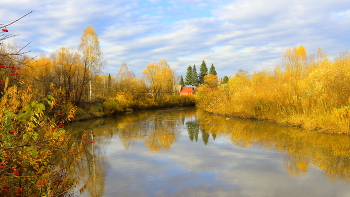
[0,10,35,29]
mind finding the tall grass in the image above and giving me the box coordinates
[196,46,350,134]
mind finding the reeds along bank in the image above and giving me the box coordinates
[196,46,350,134]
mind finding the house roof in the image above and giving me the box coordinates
[180,87,195,95]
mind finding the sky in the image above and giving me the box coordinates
[1,0,350,78]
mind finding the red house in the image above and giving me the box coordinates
[180,87,195,96]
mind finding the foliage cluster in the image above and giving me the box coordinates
[196,46,350,134]
[0,15,101,196]
[0,85,86,196]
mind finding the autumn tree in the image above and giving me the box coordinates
[282,45,308,78]
[142,59,175,101]
[51,47,84,103]
[209,64,217,75]
[116,62,135,92]
[131,77,147,101]
[0,11,90,196]
[92,74,116,99]
[199,60,208,84]
[203,74,218,88]
[78,25,105,102]
[19,53,54,98]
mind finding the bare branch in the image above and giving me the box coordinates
[16,41,32,53]
[0,51,31,56]
[0,10,35,29]
[0,34,19,41]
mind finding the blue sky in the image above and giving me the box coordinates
[1,0,350,77]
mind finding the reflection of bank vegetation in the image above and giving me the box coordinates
[196,110,350,183]
[196,47,350,134]
[75,132,109,197]
[116,109,197,151]
[68,107,350,194]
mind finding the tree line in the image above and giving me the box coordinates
[196,46,350,134]
[179,60,229,88]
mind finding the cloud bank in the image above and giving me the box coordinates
[1,0,349,77]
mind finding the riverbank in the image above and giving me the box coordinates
[71,95,196,121]
[195,47,350,134]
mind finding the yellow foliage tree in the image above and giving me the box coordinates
[78,25,105,102]
[51,47,85,103]
[203,74,218,88]
[142,60,175,101]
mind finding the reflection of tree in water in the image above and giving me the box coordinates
[75,132,110,197]
[117,108,197,151]
[186,121,211,145]
[195,109,350,184]
[186,121,199,142]
[67,108,198,196]
[284,154,309,176]
[201,129,210,145]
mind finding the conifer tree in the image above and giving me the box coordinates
[209,64,217,75]
[179,75,185,87]
[185,65,193,86]
[221,76,229,84]
[192,64,199,86]
[199,60,208,84]
[108,73,112,91]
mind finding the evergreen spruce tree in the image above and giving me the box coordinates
[209,64,217,75]
[199,60,208,84]
[107,73,112,92]
[185,65,193,86]
[221,76,229,84]
[108,74,112,87]
[192,64,199,86]
[179,75,185,87]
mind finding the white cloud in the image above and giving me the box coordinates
[1,0,350,77]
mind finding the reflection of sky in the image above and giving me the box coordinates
[80,126,350,197]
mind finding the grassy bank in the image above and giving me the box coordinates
[196,46,350,134]
[72,94,195,121]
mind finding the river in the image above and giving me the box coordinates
[66,107,350,197]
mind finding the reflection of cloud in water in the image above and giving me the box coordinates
[75,108,350,197]
[92,131,350,197]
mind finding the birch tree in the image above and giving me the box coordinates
[78,25,105,102]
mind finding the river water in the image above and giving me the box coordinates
[67,107,350,197]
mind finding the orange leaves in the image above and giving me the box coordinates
[203,74,218,88]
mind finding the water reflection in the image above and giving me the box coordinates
[195,110,350,183]
[67,107,350,196]
[76,136,109,197]
[107,108,194,151]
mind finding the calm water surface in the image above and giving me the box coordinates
[67,107,350,197]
